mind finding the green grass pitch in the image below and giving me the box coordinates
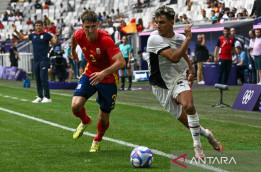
[0,79,260,172]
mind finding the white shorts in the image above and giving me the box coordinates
[152,78,191,119]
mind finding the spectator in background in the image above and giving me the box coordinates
[102,11,107,23]
[45,0,53,5]
[220,8,230,23]
[174,14,180,23]
[8,13,16,22]
[44,2,49,9]
[200,9,208,22]
[228,12,235,20]
[26,17,33,25]
[250,0,261,18]
[9,41,19,67]
[247,29,256,83]
[214,27,235,84]
[182,14,190,24]
[234,46,248,85]
[34,0,43,9]
[0,21,4,29]
[59,3,66,16]
[49,22,56,34]
[230,27,245,49]
[109,8,116,20]
[119,35,132,90]
[237,12,244,19]
[67,2,74,12]
[1,42,5,53]
[3,12,8,21]
[210,10,218,24]
[15,11,23,21]
[0,35,3,42]
[112,26,121,44]
[146,17,156,30]
[32,15,38,24]
[195,34,209,84]
[97,12,103,21]
[6,34,11,42]
[43,22,49,32]
[252,29,261,85]
[74,18,82,27]
[241,8,249,18]
[6,2,13,11]
[107,17,113,27]
[232,7,237,16]
[69,24,75,37]
[136,18,144,32]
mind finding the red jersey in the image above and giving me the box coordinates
[74,29,120,84]
[216,36,234,60]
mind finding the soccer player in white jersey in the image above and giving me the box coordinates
[147,5,223,159]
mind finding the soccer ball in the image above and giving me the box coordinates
[130,146,153,168]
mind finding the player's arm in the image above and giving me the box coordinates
[90,52,125,86]
[160,24,193,63]
[50,29,60,45]
[214,46,219,63]
[71,33,79,62]
[201,34,206,46]
[12,24,29,40]
[183,53,195,87]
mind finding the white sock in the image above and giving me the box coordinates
[200,126,210,138]
[187,113,201,147]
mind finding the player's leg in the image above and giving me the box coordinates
[217,59,225,84]
[72,74,96,139]
[90,82,117,152]
[223,60,232,84]
[178,91,222,154]
[32,61,43,103]
[120,68,125,90]
[126,67,132,90]
[90,110,110,152]
[178,90,205,158]
[39,60,51,102]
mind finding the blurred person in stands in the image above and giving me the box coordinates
[67,2,74,12]
[44,15,51,27]
[230,27,245,49]
[237,12,244,19]
[182,14,190,24]
[250,0,261,18]
[12,20,60,103]
[232,7,237,16]
[252,29,261,85]
[8,12,15,22]
[233,46,248,85]
[9,41,19,67]
[0,21,4,29]
[74,18,82,27]
[241,8,249,18]
[136,18,144,32]
[246,29,256,83]
[200,9,208,22]
[106,17,113,27]
[6,34,11,42]
[1,42,5,54]
[43,2,49,9]
[147,5,222,159]
[195,34,209,84]
[49,22,56,34]
[214,27,235,84]
[3,12,8,22]
[210,10,218,24]
[34,0,43,9]
[26,17,33,25]
[119,35,132,90]
[70,10,125,152]
[174,14,180,24]
[59,3,66,16]
[69,24,75,37]
[146,17,157,30]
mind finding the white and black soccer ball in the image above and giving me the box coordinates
[130,146,153,168]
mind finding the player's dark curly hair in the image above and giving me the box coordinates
[80,10,97,23]
[155,5,175,21]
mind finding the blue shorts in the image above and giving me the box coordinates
[73,74,117,113]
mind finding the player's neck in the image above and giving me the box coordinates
[165,31,175,38]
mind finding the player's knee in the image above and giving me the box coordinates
[183,102,195,114]
[71,103,82,113]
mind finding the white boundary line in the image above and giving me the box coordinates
[0,107,229,172]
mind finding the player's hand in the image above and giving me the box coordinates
[188,73,194,87]
[184,24,193,39]
[214,56,218,63]
[89,71,106,86]
[56,28,61,36]
[127,62,130,68]
[12,24,16,32]
[71,51,79,62]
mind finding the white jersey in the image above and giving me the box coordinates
[147,31,188,89]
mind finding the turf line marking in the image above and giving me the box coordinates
[0,107,228,172]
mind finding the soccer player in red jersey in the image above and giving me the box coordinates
[71,10,125,152]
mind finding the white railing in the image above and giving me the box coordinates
[0,53,33,74]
